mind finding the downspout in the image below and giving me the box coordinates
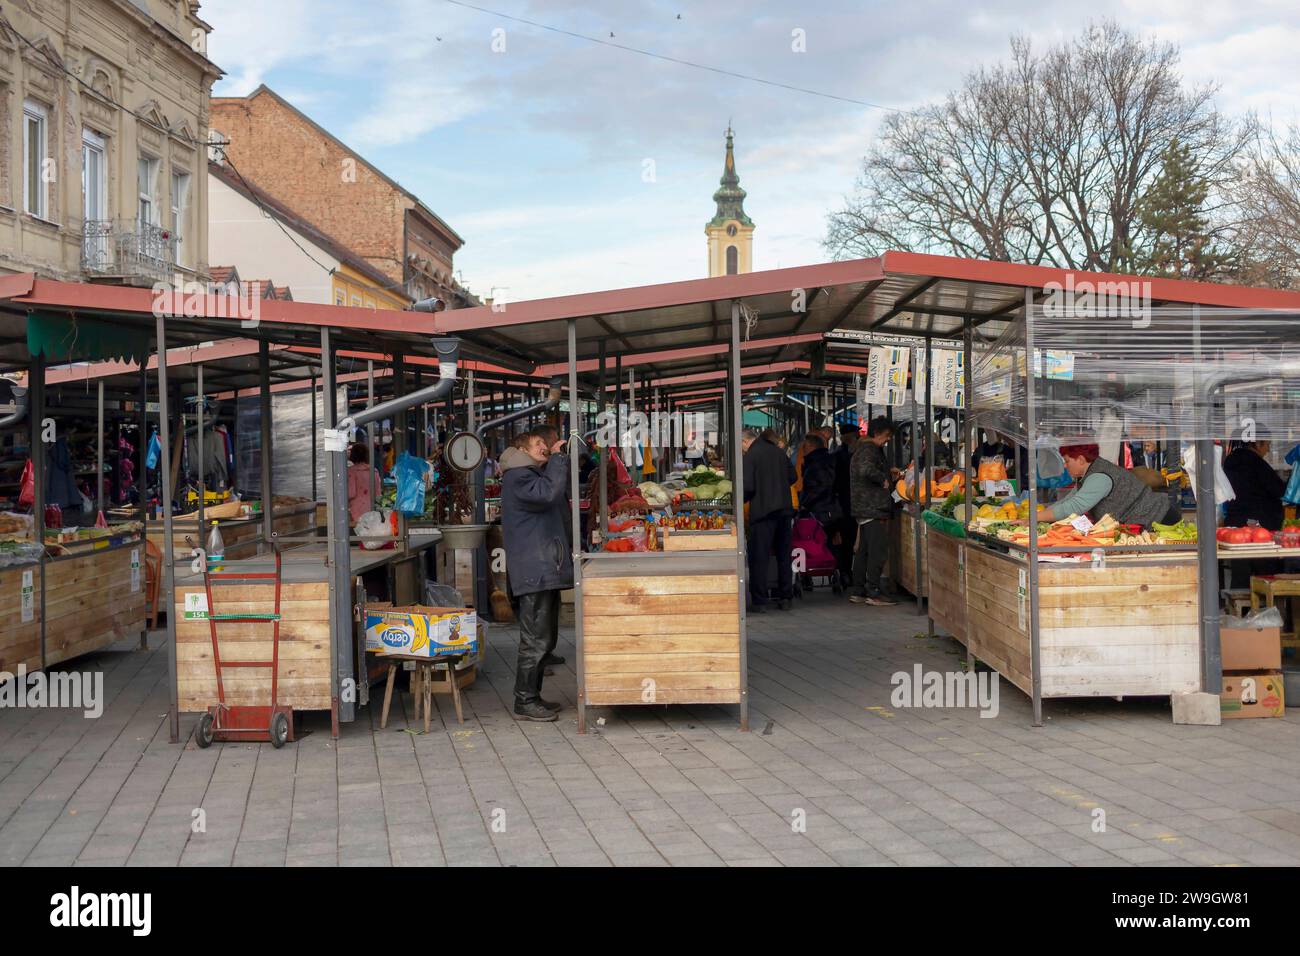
[329,337,459,723]
[0,383,29,430]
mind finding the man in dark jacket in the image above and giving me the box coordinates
[831,423,859,583]
[798,434,837,521]
[742,427,797,612]
[500,431,572,721]
[849,417,898,606]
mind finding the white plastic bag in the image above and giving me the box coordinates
[1180,443,1235,503]
[355,510,392,550]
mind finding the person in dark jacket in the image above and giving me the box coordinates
[831,423,859,584]
[499,430,572,721]
[1223,441,1285,531]
[742,427,797,612]
[849,417,898,606]
[798,434,837,522]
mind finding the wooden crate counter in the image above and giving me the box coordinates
[580,553,743,709]
[0,561,41,673]
[149,498,317,564]
[172,539,441,714]
[964,541,1200,698]
[926,528,967,644]
[44,538,147,667]
[895,509,928,598]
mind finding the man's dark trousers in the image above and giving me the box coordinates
[851,518,889,596]
[514,589,560,706]
[748,510,793,606]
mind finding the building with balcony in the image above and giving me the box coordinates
[210,85,476,309]
[0,0,221,286]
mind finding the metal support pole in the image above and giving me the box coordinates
[910,350,923,612]
[32,353,45,669]
[1192,306,1222,693]
[311,373,318,502]
[323,328,353,728]
[730,301,750,732]
[1024,308,1043,727]
[259,340,273,549]
[196,364,205,532]
[96,380,104,514]
[156,316,179,743]
[924,336,934,631]
[963,316,975,673]
[569,320,586,734]
[138,366,148,523]
[598,339,608,541]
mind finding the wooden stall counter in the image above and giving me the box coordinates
[172,537,442,715]
[962,540,1200,699]
[925,527,967,645]
[0,533,146,672]
[895,508,928,598]
[580,552,742,709]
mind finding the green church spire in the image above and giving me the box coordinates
[708,126,753,228]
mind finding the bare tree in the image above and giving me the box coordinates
[1230,123,1300,289]
[827,22,1251,274]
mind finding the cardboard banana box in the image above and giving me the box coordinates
[365,605,478,658]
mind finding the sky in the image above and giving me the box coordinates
[201,0,1300,304]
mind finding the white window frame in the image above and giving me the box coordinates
[82,129,106,222]
[137,156,159,228]
[170,167,190,265]
[23,100,49,219]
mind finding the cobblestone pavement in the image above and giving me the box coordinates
[1,590,1298,867]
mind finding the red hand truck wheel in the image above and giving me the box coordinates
[195,712,215,749]
[269,712,289,749]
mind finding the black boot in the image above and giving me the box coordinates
[513,701,558,722]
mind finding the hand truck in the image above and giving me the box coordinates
[194,546,293,748]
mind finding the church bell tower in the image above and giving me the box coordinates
[706,126,754,277]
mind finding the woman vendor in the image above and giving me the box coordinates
[1038,443,1180,529]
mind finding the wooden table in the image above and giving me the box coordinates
[1249,573,1300,650]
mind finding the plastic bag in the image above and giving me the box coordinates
[424,581,466,608]
[355,510,393,550]
[145,432,162,470]
[17,459,33,509]
[394,452,429,516]
[1036,446,1072,489]
[1285,444,1300,505]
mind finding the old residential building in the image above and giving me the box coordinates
[0,0,221,285]
[210,85,475,309]
[208,159,411,310]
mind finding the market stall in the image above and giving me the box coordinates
[436,262,897,732]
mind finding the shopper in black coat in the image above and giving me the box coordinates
[798,437,838,522]
[500,432,572,721]
[742,428,797,611]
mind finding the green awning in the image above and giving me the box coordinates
[27,311,151,364]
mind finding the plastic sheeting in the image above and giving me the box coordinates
[236,387,346,500]
[971,305,1300,447]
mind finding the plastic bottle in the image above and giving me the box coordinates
[205,520,225,573]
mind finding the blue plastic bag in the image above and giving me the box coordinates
[1285,444,1300,505]
[145,432,161,470]
[394,452,429,515]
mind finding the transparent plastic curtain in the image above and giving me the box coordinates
[971,305,1300,449]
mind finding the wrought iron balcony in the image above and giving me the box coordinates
[81,219,179,282]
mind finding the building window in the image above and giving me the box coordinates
[725,245,738,275]
[137,156,159,226]
[350,294,363,307]
[23,100,49,219]
[334,289,345,306]
[82,130,108,270]
[170,169,190,265]
[364,297,375,309]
